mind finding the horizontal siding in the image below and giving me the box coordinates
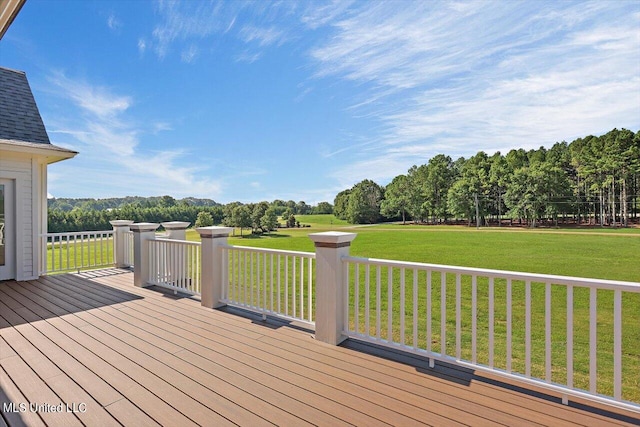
[0,157,32,172]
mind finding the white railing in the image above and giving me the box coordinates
[222,245,315,324]
[123,230,134,267]
[42,231,114,274]
[342,256,640,412]
[148,238,201,295]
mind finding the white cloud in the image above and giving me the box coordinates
[152,122,172,133]
[180,45,198,63]
[131,1,639,196]
[149,0,233,59]
[238,25,286,47]
[308,1,640,187]
[146,1,298,61]
[107,13,122,31]
[45,72,222,198]
[138,38,147,54]
[225,16,236,33]
[48,72,132,119]
[301,0,355,29]
[234,51,262,64]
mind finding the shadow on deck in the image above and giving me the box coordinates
[0,269,638,426]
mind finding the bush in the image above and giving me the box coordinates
[195,211,214,227]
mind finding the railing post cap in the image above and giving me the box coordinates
[196,226,234,238]
[109,220,134,227]
[161,221,191,230]
[309,231,357,246]
[130,222,161,232]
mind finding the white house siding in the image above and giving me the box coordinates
[0,150,44,280]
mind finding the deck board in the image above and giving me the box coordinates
[1,269,638,427]
[25,277,321,426]
[0,365,46,427]
[48,275,463,425]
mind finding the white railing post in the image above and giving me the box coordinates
[197,226,233,309]
[309,231,357,345]
[130,222,160,287]
[110,220,134,268]
[161,221,190,240]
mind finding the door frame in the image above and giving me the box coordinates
[0,178,16,280]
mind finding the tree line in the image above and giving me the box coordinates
[48,128,639,231]
[334,128,640,227]
[47,196,334,233]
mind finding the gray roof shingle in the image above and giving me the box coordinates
[0,66,51,144]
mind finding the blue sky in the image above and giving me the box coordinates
[2,0,639,204]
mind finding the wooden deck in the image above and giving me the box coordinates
[0,269,638,427]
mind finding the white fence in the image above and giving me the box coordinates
[342,255,640,412]
[221,245,315,324]
[42,231,114,274]
[148,238,201,295]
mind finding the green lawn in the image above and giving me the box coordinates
[191,215,640,282]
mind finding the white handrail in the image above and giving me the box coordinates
[341,255,640,412]
[222,245,315,324]
[342,256,640,292]
[223,244,317,258]
[42,230,114,274]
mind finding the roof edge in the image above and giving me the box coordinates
[0,0,26,40]
[0,138,78,164]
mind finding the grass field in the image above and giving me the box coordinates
[196,215,640,282]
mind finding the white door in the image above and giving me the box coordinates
[0,179,15,280]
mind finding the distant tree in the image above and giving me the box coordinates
[296,201,311,215]
[222,202,242,228]
[424,154,456,223]
[447,179,475,226]
[489,153,512,225]
[270,199,288,215]
[313,201,333,214]
[260,207,279,233]
[281,208,293,224]
[232,205,252,236]
[195,211,213,228]
[333,189,351,220]
[505,148,529,170]
[251,201,270,233]
[504,162,567,228]
[53,201,73,212]
[450,151,491,226]
[346,179,384,224]
[287,213,297,228]
[527,146,547,164]
[381,175,411,224]
[406,164,429,222]
[158,195,177,208]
